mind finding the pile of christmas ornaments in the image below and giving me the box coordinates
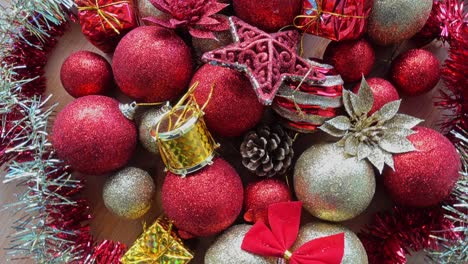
[51,0,461,262]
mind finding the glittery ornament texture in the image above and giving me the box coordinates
[144,0,230,39]
[103,167,155,219]
[138,105,171,154]
[233,0,302,32]
[272,60,344,133]
[60,51,113,98]
[368,0,432,46]
[391,49,441,96]
[137,0,170,25]
[243,179,291,224]
[113,26,193,102]
[202,16,326,105]
[294,143,375,222]
[191,64,264,137]
[205,225,275,264]
[162,158,244,238]
[294,222,368,264]
[353,77,400,115]
[51,95,137,175]
[383,126,461,207]
[323,38,375,83]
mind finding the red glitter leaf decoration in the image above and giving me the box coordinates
[189,27,217,39]
[202,16,327,105]
[146,0,229,39]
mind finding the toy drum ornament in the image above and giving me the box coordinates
[155,104,218,176]
[272,60,344,133]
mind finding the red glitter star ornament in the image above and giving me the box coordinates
[202,16,326,105]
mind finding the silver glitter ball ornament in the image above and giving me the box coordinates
[103,167,155,219]
[205,225,275,264]
[368,0,432,45]
[136,0,170,25]
[294,222,368,264]
[294,143,376,222]
[138,104,171,154]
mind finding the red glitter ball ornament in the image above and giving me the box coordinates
[191,64,264,137]
[233,0,302,32]
[51,95,137,175]
[383,126,460,208]
[323,39,375,83]
[113,26,193,102]
[353,77,400,115]
[243,179,292,224]
[60,51,113,98]
[390,49,441,96]
[162,158,244,238]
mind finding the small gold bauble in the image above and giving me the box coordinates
[368,0,432,45]
[103,167,155,220]
[294,143,376,222]
[138,105,170,154]
[294,222,368,264]
[205,225,275,264]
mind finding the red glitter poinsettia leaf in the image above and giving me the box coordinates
[203,15,230,31]
[197,16,222,26]
[204,2,229,16]
[143,17,177,29]
[169,18,188,27]
[189,27,217,39]
[148,0,171,14]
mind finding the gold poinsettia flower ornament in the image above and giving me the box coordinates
[319,77,423,173]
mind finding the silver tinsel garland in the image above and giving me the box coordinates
[427,125,468,264]
[0,0,88,262]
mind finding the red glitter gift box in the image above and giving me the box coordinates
[294,0,372,41]
[76,0,137,53]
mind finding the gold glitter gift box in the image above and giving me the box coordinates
[121,217,193,264]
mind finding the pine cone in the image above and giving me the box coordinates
[240,125,294,177]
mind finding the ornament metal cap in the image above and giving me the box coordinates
[119,101,138,120]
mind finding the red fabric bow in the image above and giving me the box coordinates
[241,202,345,264]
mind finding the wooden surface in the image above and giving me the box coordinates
[0,20,449,263]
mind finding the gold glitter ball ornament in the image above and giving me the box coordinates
[138,104,171,155]
[293,222,368,264]
[205,225,275,264]
[294,143,376,222]
[103,167,155,220]
[368,0,432,46]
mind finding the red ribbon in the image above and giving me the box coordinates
[241,202,345,264]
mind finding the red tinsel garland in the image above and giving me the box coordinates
[432,0,467,133]
[436,25,468,133]
[1,18,126,264]
[358,206,460,264]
